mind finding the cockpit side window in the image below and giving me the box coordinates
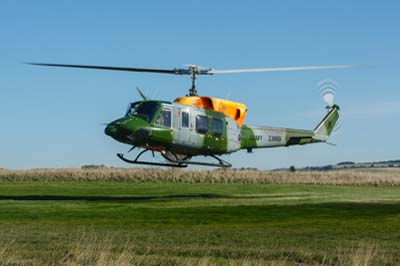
[155,107,172,128]
[162,108,171,127]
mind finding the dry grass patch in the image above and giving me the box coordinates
[1,168,400,186]
[0,233,387,266]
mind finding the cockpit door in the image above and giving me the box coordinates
[155,105,172,128]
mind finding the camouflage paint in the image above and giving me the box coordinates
[105,101,340,158]
[240,125,257,149]
[314,105,340,141]
[205,110,228,154]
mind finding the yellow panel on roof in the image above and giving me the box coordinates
[174,96,247,126]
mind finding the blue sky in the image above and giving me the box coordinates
[1,1,399,169]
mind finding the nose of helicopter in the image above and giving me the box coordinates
[104,123,117,136]
[104,117,150,144]
[105,120,132,140]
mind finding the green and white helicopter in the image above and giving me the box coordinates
[29,63,347,167]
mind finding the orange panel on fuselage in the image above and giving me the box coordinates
[174,96,247,126]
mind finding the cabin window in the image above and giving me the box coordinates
[212,118,223,138]
[182,111,189,128]
[156,108,171,127]
[196,115,208,134]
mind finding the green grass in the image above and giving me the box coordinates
[0,182,400,265]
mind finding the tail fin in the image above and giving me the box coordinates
[313,105,340,141]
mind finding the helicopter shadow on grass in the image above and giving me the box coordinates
[0,193,316,202]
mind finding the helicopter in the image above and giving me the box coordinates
[28,63,347,168]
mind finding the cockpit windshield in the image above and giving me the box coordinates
[125,101,160,122]
[125,101,140,117]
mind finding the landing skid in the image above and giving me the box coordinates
[185,156,232,167]
[162,153,232,168]
[117,150,188,168]
[116,149,232,168]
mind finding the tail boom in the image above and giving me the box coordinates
[240,105,340,150]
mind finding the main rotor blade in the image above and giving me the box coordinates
[26,63,188,75]
[27,63,356,76]
[207,65,355,74]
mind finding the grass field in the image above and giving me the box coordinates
[0,169,400,265]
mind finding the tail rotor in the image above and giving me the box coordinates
[317,79,342,136]
[318,79,337,109]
